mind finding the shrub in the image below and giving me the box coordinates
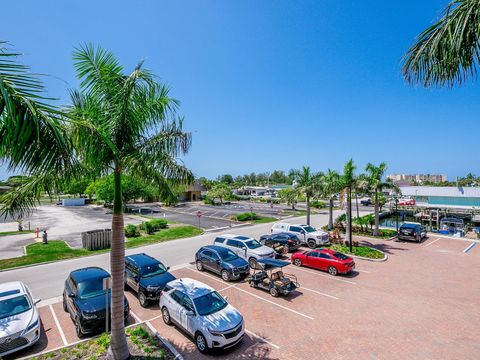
[235,212,259,221]
[144,221,155,234]
[149,218,168,230]
[378,229,398,238]
[310,200,326,209]
[125,224,140,238]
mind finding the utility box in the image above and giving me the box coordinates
[81,229,112,250]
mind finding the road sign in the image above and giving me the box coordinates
[197,211,202,218]
[103,277,111,332]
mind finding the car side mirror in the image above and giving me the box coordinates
[186,310,195,316]
[166,266,170,271]
[68,293,75,299]
[224,296,228,301]
[34,298,41,305]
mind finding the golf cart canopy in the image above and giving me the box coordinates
[254,258,290,270]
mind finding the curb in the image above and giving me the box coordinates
[145,321,184,360]
[348,246,388,262]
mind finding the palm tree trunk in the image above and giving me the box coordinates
[355,193,360,218]
[328,198,333,230]
[107,169,129,360]
[373,189,380,237]
[306,195,310,225]
[346,187,352,251]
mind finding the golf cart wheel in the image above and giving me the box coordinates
[139,291,149,308]
[328,266,338,276]
[248,257,257,269]
[195,332,210,354]
[293,258,302,267]
[162,307,172,325]
[308,240,316,249]
[221,269,230,282]
[196,260,204,271]
[269,287,279,297]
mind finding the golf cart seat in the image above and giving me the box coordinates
[252,270,267,282]
[273,243,284,252]
[272,270,290,287]
[262,277,271,285]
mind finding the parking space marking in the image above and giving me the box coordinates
[424,238,441,247]
[463,242,477,253]
[245,329,280,349]
[290,266,356,284]
[185,267,314,320]
[301,286,339,300]
[130,309,142,323]
[185,266,228,286]
[49,304,67,346]
[354,269,371,274]
[233,286,314,320]
[218,284,237,292]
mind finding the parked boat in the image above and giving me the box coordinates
[439,217,465,237]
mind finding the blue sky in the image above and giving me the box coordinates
[1,0,477,181]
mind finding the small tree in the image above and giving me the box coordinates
[208,183,231,204]
[278,188,300,210]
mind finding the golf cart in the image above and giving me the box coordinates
[247,258,299,297]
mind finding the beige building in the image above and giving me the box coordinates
[387,174,447,184]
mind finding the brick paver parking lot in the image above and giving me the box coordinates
[6,235,480,360]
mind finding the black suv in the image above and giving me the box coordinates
[259,232,302,255]
[124,253,176,307]
[398,223,427,242]
[195,245,250,282]
[63,267,130,337]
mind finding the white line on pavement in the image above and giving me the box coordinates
[245,329,280,349]
[130,309,141,323]
[290,266,356,284]
[300,286,338,300]
[424,238,441,247]
[354,269,371,274]
[233,286,314,320]
[49,304,67,346]
[185,266,227,285]
[463,242,477,253]
[218,284,237,292]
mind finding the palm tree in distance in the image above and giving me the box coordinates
[342,159,356,252]
[68,44,193,359]
[320,169,342,230]
[403,1,480,87]
[290,166,322,225]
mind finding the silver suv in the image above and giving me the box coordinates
[213,234,275,268]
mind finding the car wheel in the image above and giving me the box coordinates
[328,266,338,276]
[196,260,204,271]
[269,287,279,297]
[162,307,171,325]
[62,296,68,312]
[248,257,257,269]
[139,291,149,308]
[195,332,210,354]
[75,318,84,338]
[221,269,230,282]
[308,240,316,249]
[293,258,302,267]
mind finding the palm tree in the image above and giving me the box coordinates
[365,163,398,236]
[290,166,321,225]
[341,159,356,252]
[68,44,192,360]
[0,41,72,195]
[320,169,342,230]
[403,1,480,87]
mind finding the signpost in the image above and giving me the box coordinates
[250,206,254,222]
[103,277,111,332]
[197,211,202,228]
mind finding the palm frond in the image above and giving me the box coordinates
[402,0,480,87]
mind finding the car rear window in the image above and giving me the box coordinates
[214,237,225,243]
[333,252,348,260]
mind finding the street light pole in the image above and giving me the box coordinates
[348,185,353,252]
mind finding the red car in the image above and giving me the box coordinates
[291,249,355,276]
[398,198,415,206]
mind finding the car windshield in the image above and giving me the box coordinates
[193,291,228,316]
[333,252,349,260]
[77,278,108,299]
[245,240,262,249]
[219,250,238,262]
[303,226,316,233]
[141,263,167,278]
[0,295,31,319]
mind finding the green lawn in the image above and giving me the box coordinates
[0,230,34,237]
[0,225,203,271]
[232,212,277,224]
[280,209,307,216]
[329,244,385,259]
[251,216,278,224]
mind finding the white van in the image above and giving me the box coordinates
[213,234,275,268]
[271,223,329,248]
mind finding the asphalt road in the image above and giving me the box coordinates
[0,211,345,303]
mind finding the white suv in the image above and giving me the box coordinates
[213,234,275,268]
[0,281,41,357]
[271,223,330,248]
[160,278,244,353]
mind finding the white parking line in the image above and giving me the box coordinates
[233,286,314,320]
[186,267,314,320]
[245,329,280,349]
[354,269,371,274]
[463,242,477,253]
[301,286,338,300]
[130,309,141,323]
[290,266,356,284]
[218,284,237,292]
[185,266,227,285]
[424,238,441,247]
[49,304,67,346]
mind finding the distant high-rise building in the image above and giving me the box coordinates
[387,174,447,184]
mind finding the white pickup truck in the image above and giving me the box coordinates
[271,223,330,248]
